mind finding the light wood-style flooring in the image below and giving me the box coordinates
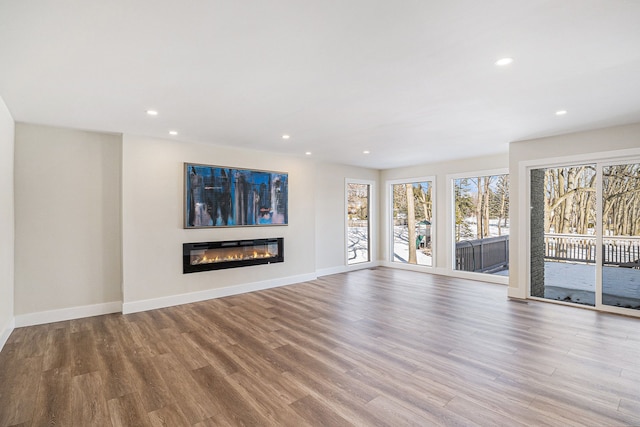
[1,267,640,426]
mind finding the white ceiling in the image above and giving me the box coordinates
[1,0,640,169]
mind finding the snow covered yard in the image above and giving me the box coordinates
[393,226,432,266]
[347,227,370,264]
[543,261,640,308]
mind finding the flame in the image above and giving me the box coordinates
[191,247,276,265]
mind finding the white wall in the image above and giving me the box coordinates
[0,96,15,349]
[509,122,640,299]
[315,163,380,275]
[14,124,122,321]
[381,153,509,275]
[121,135,318,312]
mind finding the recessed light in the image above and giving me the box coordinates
[363,150,371,154]
[146,110,158,116]
[495,57,513,66]
[169,130,178,136]
[305,151,312,156]
[556,110,568,116]
[282,134,290,140]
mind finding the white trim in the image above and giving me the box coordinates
[447,167,510,181]
[518,147,640,171]
[345,178,376,266]
[317,260,380,277]
[0,317,15,352]
[517,158,530,300]
[447,168,510,276]
[595,163,604,307]
[14,301,122,327]
[380,260,447,275]
[122,272,317,314]
[317,265,351,277]
[386,176,436,269]
[445,269,509,285]
[381,261,510,286]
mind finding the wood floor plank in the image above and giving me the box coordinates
[154,352,218,424]
[0,356,42,426]
[159,329,210,371]
[97,340,136,400]
[42,327,71,371]
[121,350,174,413]
[183,328,240,376]
[29,367,71,427]
[147,403,191,427]
[70,371,111,426]
[190,365,268,425]
[222,343,308,404]
[107,392,151,427]
[365,394,472,427]
[289,395,352,427]
[445,395,530,427]
[224,372,312,426]
[2,267,640,426]
[70,330,100,377]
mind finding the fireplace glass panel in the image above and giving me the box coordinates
[190,242,279,266]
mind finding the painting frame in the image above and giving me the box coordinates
[184,163,288,228]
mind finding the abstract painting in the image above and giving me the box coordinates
[185,163,288,228]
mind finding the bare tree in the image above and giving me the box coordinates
[603,163,640,237]
[483,176,492,237]
[544,166,596,235]
[494,175,509,235]
[475,177,483,239]
[406,184,417,264]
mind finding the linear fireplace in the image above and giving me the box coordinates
[183,238,284,273]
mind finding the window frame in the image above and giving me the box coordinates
[386,176,436,269]
[345,178,376,268]
[447,168,510,284]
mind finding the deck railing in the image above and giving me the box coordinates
[455,233,640,273]
[455,235,509,273]
[545,233,640,266]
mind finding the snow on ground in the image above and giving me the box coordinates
[347,227,370,264]
[543,261,640,308]
[393,226,432,266]
[459,217,509,240]
[346,226,434,267]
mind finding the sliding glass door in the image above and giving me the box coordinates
[530,164,597,306]
[530,160,640,314]
[602,162,640,310]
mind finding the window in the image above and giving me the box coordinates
[453,173,509,275]
[390,179,434,267]
[346,181,371,265]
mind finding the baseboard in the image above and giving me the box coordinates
[379,260,446,275]
[379,261,509,285]
[14,301,123,327]
[443,269,509,285]
[122,272,318,314]
[316,260,381,277]
[0,317,15,352]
